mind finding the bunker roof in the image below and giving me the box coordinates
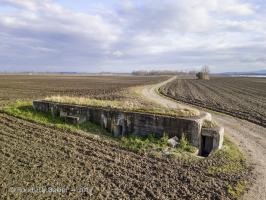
[43,96,200,118]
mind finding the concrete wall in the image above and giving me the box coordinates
[201,127,224,151]
[33,100,224,155]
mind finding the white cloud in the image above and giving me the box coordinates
[221,1,254,15]
[112,50,124,57]
[0,0,265,72]
[1,0,38,11]
[200,0,254,15]
[0,0,121,47]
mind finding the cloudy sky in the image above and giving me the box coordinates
[0,0,265,73]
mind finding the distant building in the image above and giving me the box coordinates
[196,72,210,80]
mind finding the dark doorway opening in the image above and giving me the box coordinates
[201,135,213,157]
[114,125,123,137]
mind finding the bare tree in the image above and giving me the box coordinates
[196,65,210,80]
[201,65,210,74]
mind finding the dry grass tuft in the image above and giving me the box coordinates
[45,95,198,117]
[202,120,218,128]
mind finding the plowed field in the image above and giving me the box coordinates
[160,77,266,127]
[0,113,248,199]
[0,75,167,106]
[0,75,251,199]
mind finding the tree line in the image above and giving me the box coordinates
[131,70,198,76]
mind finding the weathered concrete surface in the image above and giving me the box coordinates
[201,127,224,155]
[33,100,224,155]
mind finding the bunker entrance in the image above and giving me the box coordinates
[114,125,123,137]
[201,135,213,157]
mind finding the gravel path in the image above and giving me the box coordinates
[140,76,266,200]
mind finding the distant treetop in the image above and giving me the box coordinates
[132,70,196,76]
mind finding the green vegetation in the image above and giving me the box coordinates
[3,101,110,136]
[45,95,199,117]
[120,133,168,153]
[120,133,197,160]
[227,181,246,199]
[179,135,197,153]
[207,137,248,199]
[4,101,197,158]
[208,137,246,174]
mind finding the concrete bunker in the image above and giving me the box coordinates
[33,100,224,156]
[200,127,224,156]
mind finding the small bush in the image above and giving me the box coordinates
[178,135,197,153]
[120,133,169,153]
[227,181,246,199]
[157,133,168,147]
[121,135,149,153]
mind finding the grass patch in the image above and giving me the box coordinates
[3,101,110,136]
[179,135,198,153]
[208,137,246,174]
[207,137,249,199]
[120,133,168,153]
[121,133,197,160]
[227,181,246,199]
[44,95,198,117]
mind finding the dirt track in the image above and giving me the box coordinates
[140,77,266,200]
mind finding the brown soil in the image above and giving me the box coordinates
[0,113,249,200]
[0,75,252,199]
[0,75,168,106]
[160,77,266,127]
